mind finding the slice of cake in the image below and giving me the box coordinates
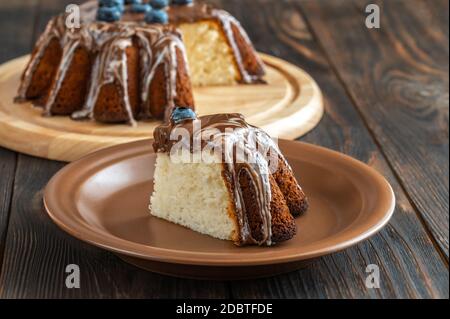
[150,108,308,246]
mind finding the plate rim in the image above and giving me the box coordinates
[43,139,396,267]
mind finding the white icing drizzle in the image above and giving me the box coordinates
[212,10,266,84]
[16,17,64,101]
[43,38,81,116]
[17,14,187,125]
[136,28,188,120]
[154,114,287,246]
[220,128,274,246]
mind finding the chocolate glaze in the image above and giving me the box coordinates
[16,11,187,126]
[153,113,291,246]
[168,2,215,23]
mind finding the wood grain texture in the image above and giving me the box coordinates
[0,155,229,299]
[0,0,448,299]
[0,0,39,63]
[0,149,16,274]
[0,54,323,161]
[299,0,449,258]
[211,0,449,299]
[0,0,37,276]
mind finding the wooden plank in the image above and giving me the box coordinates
[0,149,16,273]
[0,0,39,62]
[0,0,37,275]
[213,0,449,298]
[0,155,229,298]
[299,0,449,258]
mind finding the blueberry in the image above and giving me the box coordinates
[131,3,152,13]
[99,0,124,13]
[97,6,122,22]
[150,0,169,9]
[171,107,197,124]
[145,9,168,24]
[124,0,141,4]
[99,0,124,7]
[171,0,193,5]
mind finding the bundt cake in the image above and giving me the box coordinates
[15,0,265,125]
[16,3,194,126]
[150,108,308,246]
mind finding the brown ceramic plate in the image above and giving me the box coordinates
[44,140,395,280]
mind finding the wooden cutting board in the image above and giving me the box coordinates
[0,53,323,162]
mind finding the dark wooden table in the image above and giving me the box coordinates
[0,0,448,299]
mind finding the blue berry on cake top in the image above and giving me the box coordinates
[145,9,168,24]
[98,0,124,13]
[131,3,152,13]
[99,0,124,7]
[150,0,169,9]
[171,107,197,124]
[97,6,122,22]
[98,0,125,13]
